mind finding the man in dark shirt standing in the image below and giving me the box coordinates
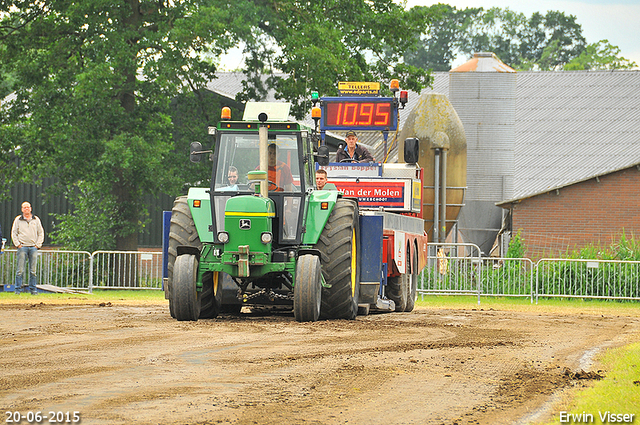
[336,130,375,163]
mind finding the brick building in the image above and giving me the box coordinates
[498,165,640,259]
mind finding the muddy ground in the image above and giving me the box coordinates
[1,299,639,425]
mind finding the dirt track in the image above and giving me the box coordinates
[1,300,639,425]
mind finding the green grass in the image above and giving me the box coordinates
[542,343,640,424]
[0,289,166,303]
[416,294,640,316]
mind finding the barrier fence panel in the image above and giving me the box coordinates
[90,251,164,290]
[480,257,535,301]
[1,249,92,290]
[422,243,482,303]
[3,248,640,300]
[536,258,640,302]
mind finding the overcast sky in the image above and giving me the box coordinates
[407,0,640,68]
[219,0,639,70]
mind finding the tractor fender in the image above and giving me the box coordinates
[302,190,343,245]
[177,245,201,259]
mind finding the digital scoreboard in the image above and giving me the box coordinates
[320,97,398,132]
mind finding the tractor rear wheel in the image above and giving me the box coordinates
[167,196,202,318]
[294,255,322,322]
[199,271,223,319]
[316,198,360,320]
[172,254,201,321]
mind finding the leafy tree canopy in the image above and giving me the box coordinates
[0,0,434,250]
[236,0,433,118]
[404,6,637,71]
[564,40,637,71]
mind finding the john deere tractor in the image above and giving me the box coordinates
[165,102,360,322]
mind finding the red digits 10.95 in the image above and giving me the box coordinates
[325,101,391,127]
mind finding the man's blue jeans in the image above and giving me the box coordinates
[15,246,38,294]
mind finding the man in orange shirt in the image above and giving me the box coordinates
[267,144,294,191]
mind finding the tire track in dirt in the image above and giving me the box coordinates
[1,303,639,425]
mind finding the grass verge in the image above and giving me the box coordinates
[415,294,640,317]
[541,342,640,424]
[0,289,167,305]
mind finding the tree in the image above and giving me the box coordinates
[564,40,637,70]
[0,0,433,252]
[404,7,588,71]
[404,4,482,72]
[0,1,250,251]
[237,0,433,118]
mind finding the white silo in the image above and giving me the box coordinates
[449,52,516,255]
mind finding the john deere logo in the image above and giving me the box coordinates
[239,219,251,230]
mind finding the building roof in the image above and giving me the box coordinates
[421,70,640,203]
[208,70,640,203]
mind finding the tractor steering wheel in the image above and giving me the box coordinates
[268,180,283,192]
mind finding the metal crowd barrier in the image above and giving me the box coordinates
[422,244,640,303]
[0,249,163,292]
[1,247,639,302]
[422,243,483,304]
[535,258,640,302]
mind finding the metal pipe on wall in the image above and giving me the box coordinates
[440,149,447,243]
[433,148,441,242]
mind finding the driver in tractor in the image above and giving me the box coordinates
[335,130,375,163]
[267,143,294,191]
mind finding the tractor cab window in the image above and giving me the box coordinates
[213,133,302,193]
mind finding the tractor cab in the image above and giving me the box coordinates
[191,103,315,246]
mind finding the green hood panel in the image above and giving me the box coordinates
[188,187,214,243]
[302,190,340,245]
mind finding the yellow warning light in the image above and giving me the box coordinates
[312,107,321,119]
[389,79,400,92]
[193,200,201,208]
[221,107,231,120]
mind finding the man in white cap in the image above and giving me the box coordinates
[336,130,375,163]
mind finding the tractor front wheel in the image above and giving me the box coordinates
[167,196,202,318]
[293,255,322,322]
[172,254,201,321]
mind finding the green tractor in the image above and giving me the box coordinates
[166,103,360,321]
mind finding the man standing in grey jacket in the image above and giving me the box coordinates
[11,202,45,295]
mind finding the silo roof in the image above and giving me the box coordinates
[451,52,516,73]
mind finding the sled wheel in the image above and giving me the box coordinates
[405,252,418,312]
[387,274,408,312]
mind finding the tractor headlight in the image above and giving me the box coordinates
[217,231,230,244]
[260,232,273,244]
